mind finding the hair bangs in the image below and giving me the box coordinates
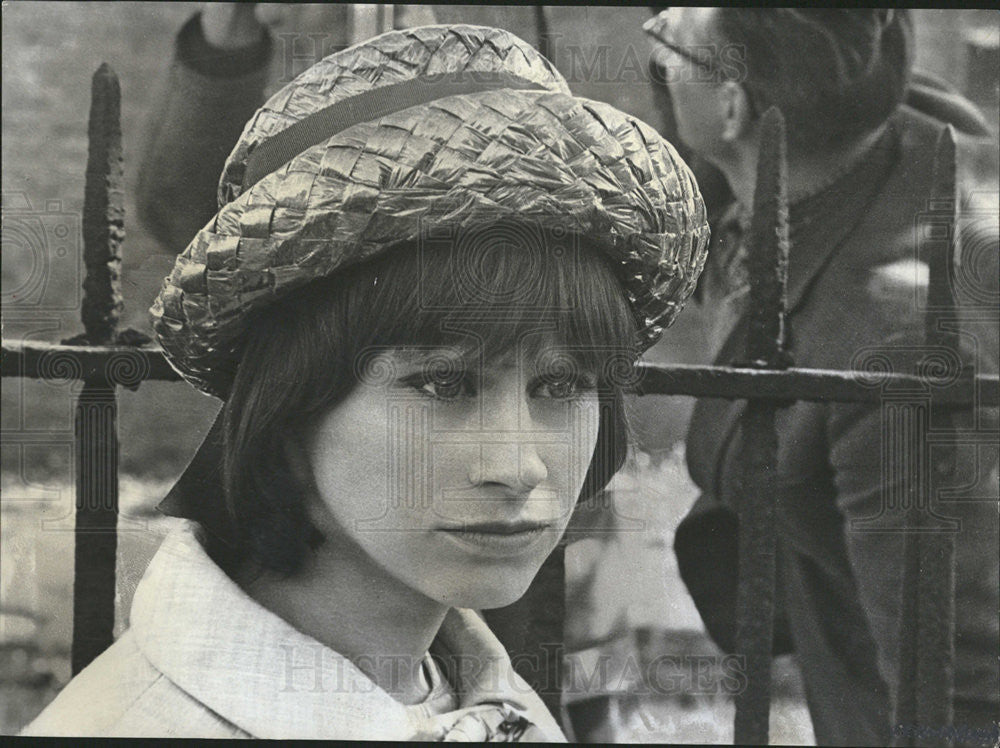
[350,223,639,384]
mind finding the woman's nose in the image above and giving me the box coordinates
[469,441,548,495]
[469,395,548,494]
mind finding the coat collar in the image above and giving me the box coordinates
[783,115,900,315]
[710,105,946,371]
[130,520,565,740]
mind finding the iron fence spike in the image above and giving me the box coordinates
[80,63,124,345]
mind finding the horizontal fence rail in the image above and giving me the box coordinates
[2,340,183,384]
[4,339,997,406]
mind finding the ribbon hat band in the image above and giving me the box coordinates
[241,71,550,191]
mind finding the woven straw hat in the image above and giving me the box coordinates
[150,24,710,398]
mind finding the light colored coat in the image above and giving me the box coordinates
[23,521,566,740]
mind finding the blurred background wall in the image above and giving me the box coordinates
[2,4,997,739]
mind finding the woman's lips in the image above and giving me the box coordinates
[437,521,551,556]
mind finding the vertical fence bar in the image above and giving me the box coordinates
[80,63,124,345]
[893,127,958,746]
[915,126,957,736]
[535,5,553,64]
[733,107,790,746]
[70,63,124,675]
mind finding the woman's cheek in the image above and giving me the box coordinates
[571,395,602,464]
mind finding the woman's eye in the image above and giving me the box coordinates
[408,374,473,401]
[421,379,466,400]
[532,374,597,400]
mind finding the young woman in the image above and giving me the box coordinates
[25,24,709,740]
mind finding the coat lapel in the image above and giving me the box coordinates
[130,521,565,740]
[131,522,415,740]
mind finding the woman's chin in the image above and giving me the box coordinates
[438,577,534,611]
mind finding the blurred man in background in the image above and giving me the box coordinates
[645,8,999,745]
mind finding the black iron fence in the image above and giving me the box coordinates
[2,64,996,746]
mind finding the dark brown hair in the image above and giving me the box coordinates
[221,222,638,575]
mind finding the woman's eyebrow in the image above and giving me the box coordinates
[390,347,479,371]
[530,347,599,369]
[392,345,601,375]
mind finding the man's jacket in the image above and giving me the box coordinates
[678,98,998,746]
